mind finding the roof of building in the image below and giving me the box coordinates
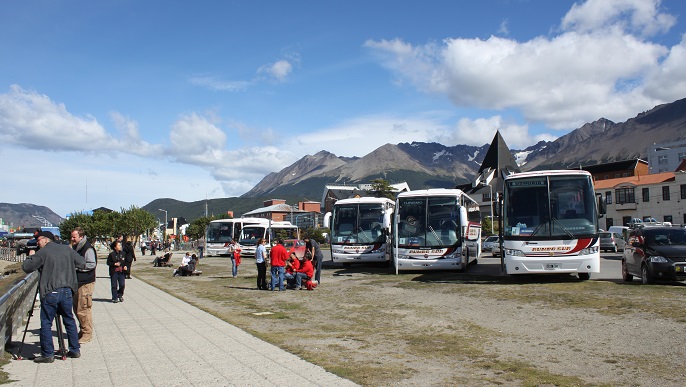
[243,203,306,216]
[581,159,647,174]
[593,171,675,189]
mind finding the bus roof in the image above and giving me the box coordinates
[396,188,468,198]
[208,217,268,224]
[504,170,592,180]
[333,197,395,205]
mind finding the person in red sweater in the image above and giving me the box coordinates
[269,239,289,291]
[284,252,300,289]
[295,254,314,290]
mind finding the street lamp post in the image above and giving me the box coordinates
[158,209,167,242]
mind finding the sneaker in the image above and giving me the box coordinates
[112,299,119,303]
[33,355,54,363]
[118,297,124,302]
[67,351,80,358]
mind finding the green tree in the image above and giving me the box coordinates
[186,216,212,241]
[301,227,328,244]
[59,212,93,240]
[119,206,157,244]
[369,178,396,199]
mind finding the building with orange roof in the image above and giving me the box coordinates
[594,171,686,229]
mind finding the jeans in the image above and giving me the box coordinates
[284,272,296,288]
[295,272,311,289]
[111,271,125,300]
[39,287,80,357]
[198,247,204,259]
[270,266,285,291]
[231,257,238,277]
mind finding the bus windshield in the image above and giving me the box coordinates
[332,203,386,244]
[207,222,236,243]
[239,226,265,245]
[396,196,460,248]
[504,175,597,239]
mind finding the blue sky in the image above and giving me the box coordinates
[1,0,685,219]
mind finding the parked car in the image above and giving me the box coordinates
[482,235,499,252]
[599,232,626,252]
[622,226,686,284]
[283,239,306,258]
[492,242,502,257]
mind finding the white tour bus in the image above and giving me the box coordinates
[323,197,394,265]
[238,220,300,259]
[393,189,482,273]
[502,170,605,279]
[205,217,264,256]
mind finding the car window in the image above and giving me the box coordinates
[485,236,498,242]
[600,232,611,238]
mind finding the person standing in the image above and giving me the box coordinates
[304,236,324,283]
[22,231,86,363]
[107,241,127,303]
[255,238,268,290]
[229,239,241,278]
[197,236,205,259]
[70,227,97,344]
[269,239,288,291]
[140,240,147,256]
[123,238,136,279]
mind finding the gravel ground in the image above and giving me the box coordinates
[128,254,686,386]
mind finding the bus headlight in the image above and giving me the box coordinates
[398,254,411,259]
[504,249,524,257]
[579,246,599,255]
[332,249,345,254]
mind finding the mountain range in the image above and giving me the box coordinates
[2,97,685,226]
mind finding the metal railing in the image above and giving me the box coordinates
[0,247,25,262]
[0,271,38,349]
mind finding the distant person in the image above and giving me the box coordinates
[107,241,127,303]
[284,252,300,289]
[294,253,314,290]
[173,252,193,276]
[123,238,136,279]
[174,253,197,276]
[255,238,268,290]
[140,240,147,256]
[304,236,324,283]
[70,227,97,344]
[197,237,205,259]
[269,239,288,291]
[22,231,85,362]
[229,239,241,278]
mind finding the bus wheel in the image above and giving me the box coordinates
[578,272,590,280]
[342,263,352,267]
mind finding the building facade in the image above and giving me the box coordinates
[593,171,686,229]
[647,140,686,173]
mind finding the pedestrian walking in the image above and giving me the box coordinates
[107,241,127,303]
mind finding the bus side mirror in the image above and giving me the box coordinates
[459,207,469,229]
[596,193,606,218]
[383,209,392,229]
[323,212,331,228]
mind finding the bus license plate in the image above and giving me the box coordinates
[545,263,560,269]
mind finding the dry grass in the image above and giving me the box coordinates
[132,255,685,386]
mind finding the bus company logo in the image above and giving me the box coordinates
[531,247,571,252]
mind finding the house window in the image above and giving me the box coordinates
[615,174,621,178]
[642,188,649,202]
[623,173,629,177]
[664,215,673,223]
[679,152,686,160]
[604,175,609,179]
[482,192,491,201]
[662,186,670,200]
[615,188,635,204]
[681,184,686,200]
[658,155,669,165]
[605,191,612,204]
[622,216,632,226]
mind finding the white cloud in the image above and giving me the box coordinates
[364,0,682,131]
[258,59,294,82]
[561,0,676,37]
[188,76,251,92]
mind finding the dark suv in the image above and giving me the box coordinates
[622,226,686,284]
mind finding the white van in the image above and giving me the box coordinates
[608,226,629,240]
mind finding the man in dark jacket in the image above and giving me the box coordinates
[22,231,86,363]
[304,236,324,283]
[70,227,97,344]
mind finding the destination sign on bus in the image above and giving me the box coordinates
[507,179,546,187]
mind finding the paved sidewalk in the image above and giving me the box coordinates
[4,265,357,386]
